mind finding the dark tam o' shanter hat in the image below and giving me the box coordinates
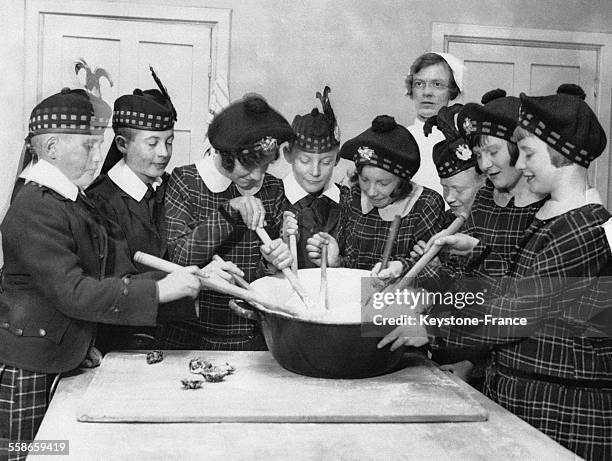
[101,67,177,174]
[424,104,477,178]
[341,115,420,180]
[457,89,520,144]
[518,92,606,168]
[28,87,111,137]
[19,87,111,176]
[291,86,340,154]
[207,93,295,156]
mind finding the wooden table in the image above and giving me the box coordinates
[35,351,580,461]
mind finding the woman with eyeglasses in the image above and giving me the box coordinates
[405,52,466,196]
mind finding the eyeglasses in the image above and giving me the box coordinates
[412,79,449,91]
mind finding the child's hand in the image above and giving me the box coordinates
[157,266,202,302]
[229,196,266,230]
[201,259,244,283]
[377,324,429,351]
[434,233,479,256]
[282,211,299,242]
[261,238,293,271]
[371,260,404,281]
[409,240,427,261]
[306,232,340,267]
[409,240,441,267]
[80,345,103,368]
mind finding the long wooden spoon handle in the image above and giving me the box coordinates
[380,214,402,270]
[255,228,314,309]
[134,251,291,314]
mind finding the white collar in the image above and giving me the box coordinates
[282,173,340,205]
[360,183,423,221]
[19,159,79,201]
[412,118,425,128]
[536,188,603,220]
[19,161,34,180]
[195,153,263,196]
[107,159,162,201]
[195,153,231,193]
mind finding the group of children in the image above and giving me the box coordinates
[0,63,610,460]
[378,87,611,461]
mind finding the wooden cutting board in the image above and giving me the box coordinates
[77,351,488,423]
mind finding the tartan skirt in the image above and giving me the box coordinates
[485,366,612,461]
[156,322,268,351]
[0,364,52,461]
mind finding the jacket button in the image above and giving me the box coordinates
[99,254,104,260]
[14,328,23,336]
[123,277,131,285]
[123,288,129,296]
[112,307,120,314]
[39,328,47,337]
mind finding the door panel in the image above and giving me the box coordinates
[529,64,580,97]
[461,61,515,103]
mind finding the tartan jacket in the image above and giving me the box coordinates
[162,164,284,338]
[419,181,547,285]
[462,182,548,276]
[432,203,612,383]
[337,185,445,270]
[0,183,159,373]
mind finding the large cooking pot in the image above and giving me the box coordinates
[229,268,403,379]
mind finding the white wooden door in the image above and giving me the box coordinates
[40,16,210,171]
[449,42,597,108]
[25,0,231,171]
[433,23,612,206]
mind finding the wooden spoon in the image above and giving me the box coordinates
[389,213,467,291]
[320,242,329,310]
[364,214,401,305]
[255,227,316,310]
[379,214,402,271]
[133,251,297,316]
[289,234,299,276]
